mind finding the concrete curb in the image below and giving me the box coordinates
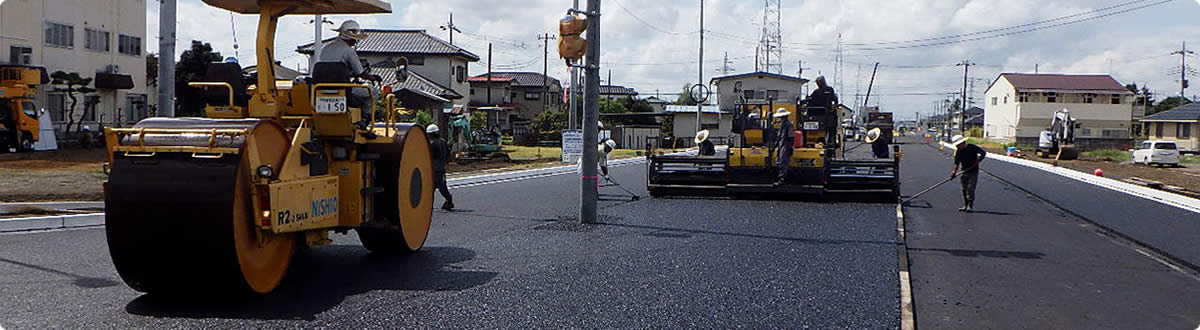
[0,213,104,233]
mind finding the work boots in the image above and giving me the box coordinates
[958,200,974,213]
[442,200,455,211]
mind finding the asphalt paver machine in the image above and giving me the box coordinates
[103,0,435,295]
[647,95,900,200]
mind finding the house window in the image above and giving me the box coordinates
[44,22,74,48]
[524,92,541,100]
[118,35,142,56]
[991,97,997,105]
[455,66,465,83]
[1083,93,1095,104]
[82,95,100,121]
[511,92,518,99]
[1111,94,1121,105]
[1018,93,1029,102]
[1080,128,1092,136]
[766,90,779,100]
[1045,92,1057,103]
[9,46,32,65]
[402,55,424,66]
[1180,123,1193,138]
[47,93,67,122]
[1155,122,1164,137]
[470,88,476,95]
[125,94,148,122]
[1003,95,1008,104]
[85,28,110,52]
[744,90,756,100]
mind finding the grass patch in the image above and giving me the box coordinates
[1081,149,1131,162]
[1181,155,1200,164]
[501,146,643,161]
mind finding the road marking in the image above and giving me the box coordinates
[896,203,916,330]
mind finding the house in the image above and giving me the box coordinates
[643,96,671,112]
[243,62,303,80]
[599,85,638,100]
[984,73,1133,149]
[466,75,515,131]
[1141,102,1199,152]
[0,0,149,133]
[468,72,562,122]
[298,29,479,127]
[963,106,984,132]
[710,72,808,113]
[667,104,735,147]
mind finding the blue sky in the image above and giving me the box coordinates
[153,0,1200,120]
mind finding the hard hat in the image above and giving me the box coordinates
[865,127,882,143]
[951,134,969,146]
[598,121,605,130]
[333,20,368,40]
[426,124,440,134]
[694,129,710,144]
[82,125,91,131]
[604,139,617,149]
[772,108,791,118]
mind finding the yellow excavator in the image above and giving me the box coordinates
[0,65,49,152]
[103,0,434,295]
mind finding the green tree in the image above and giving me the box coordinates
[599,98,631,125]
[532,110,568,132]
[1151,96,1191,115]
[49,71,95,135]
[622,98,654,113]
[674,83,698,105]
[175,40,223,117]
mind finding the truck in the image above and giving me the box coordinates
[0,65,50,152]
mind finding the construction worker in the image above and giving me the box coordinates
[696,129,715,156]
[806,76,838,115]
[427,124,454,211]
[865,127,889,158]
[950,135,986,213]
[773,108,793,182]
[319,20,381,82]
[599,139,616,176]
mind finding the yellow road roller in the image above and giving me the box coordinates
[103,0,433,295]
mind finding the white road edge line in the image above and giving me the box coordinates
[896,204,915,330]
[938,141,1200,214]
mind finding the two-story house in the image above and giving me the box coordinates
[599,85,638,101]
[984,73,1133,149]
[468,72,561,123]
[1,0,149,135]
[298,29,479,127]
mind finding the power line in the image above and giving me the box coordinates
[610,0,700,36]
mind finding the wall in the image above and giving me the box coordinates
[671,112,732,147]
[468,81,512,105]
[983,76,1019,141]
[1,0,149,133]
[713,75,805,111]
[1146,121,1199,151]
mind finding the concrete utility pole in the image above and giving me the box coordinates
[569,0,580,130]
[580,0,601,224]
[487,43,492,105]
[157,0,176,117]
[440,13,461,45]
[1172,41,1193,98]
[957,60,974,134]
[696,0,704,134]
[539,33,556,113]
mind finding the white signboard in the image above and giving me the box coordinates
[561,130,583,163]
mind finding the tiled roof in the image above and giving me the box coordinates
[375,62,462,100]
[710,71,809,84]
[471,72,560,88]
[664,105,731,113]
[467,76,514,82]
[297,29,479,61]
[1144,102,1200,121]
[600,85,638,95]
[644,96,670,104]
[996,73,1130,93]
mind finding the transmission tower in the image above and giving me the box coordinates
[718,52,736,76]
[758,0,783,74]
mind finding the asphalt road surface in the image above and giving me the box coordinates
[0,157,901,328]
[900,137,1200,329]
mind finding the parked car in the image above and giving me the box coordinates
[1132,141,1180,167]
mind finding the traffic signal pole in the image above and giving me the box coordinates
[580,0,601,224]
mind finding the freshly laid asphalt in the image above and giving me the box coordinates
[900,137,1200,329]
[0,155,900,328]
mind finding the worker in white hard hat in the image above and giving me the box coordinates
[950,135,986,213]
[773,108,794,183]
[598,139,616,176]
[427,124,454,210]
[319,20,379,82]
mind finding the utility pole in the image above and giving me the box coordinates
[158,0,176,117]
[1172,41,1194,98]
[957,60,974,135]
[580,0,601,224]
[569,0,580,130]
[440,13,461,45]
[310,15,324,73]
[487,43,493,105]
[539,33,557,112]
[696,0,704,133]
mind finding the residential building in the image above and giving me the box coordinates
[466,75,515,131]
[298,29,479,127]
[643,96,670,112]
[1141,103,1199,152]
[667,104,734,147]
[599,85,637,100]
[710,72,808,112]
[983,73,1133,149]
[963,106,984,132]
[0,0,149,134]
[468,72,561,122]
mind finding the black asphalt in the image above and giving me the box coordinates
[899,137,1200,329]
[0,157,900,328]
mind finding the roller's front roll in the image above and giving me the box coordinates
[104,118,294,295]
[360,123,433,254]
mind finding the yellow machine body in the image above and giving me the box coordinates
[103,0,434,296]
[0,65,48,151]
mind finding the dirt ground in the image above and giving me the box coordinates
[975,145,1200,195]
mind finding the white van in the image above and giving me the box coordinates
[1132,141,1180,167]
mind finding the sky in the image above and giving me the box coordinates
[150,0,1200,120]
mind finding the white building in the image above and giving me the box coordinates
[667,105,733,147]
[983,73,1133,148]
[710,72,808,112]
[0,0,149,133]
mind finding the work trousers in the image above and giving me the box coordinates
[434,170,453,204]
[960,170,978,203]
[777,142,793,180]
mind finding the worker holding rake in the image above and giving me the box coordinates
[950,135,987,213]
